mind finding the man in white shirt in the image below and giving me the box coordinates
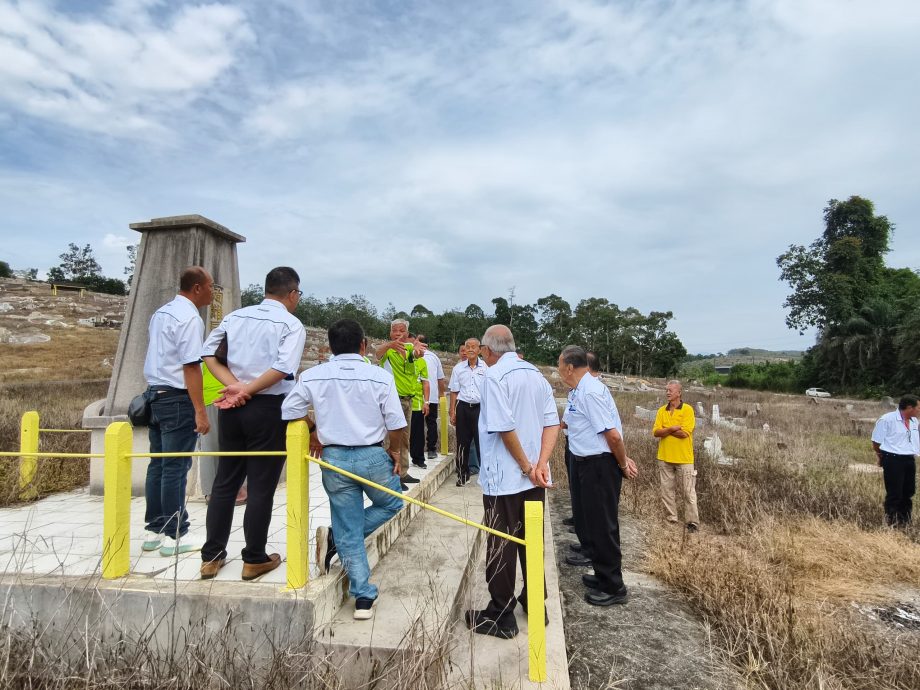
[449,338,487,485]
[465,325,559,639]
[282,319,405,620]
[417,334,446,460]
[871,395,919,527]
[199,267,307,581]
[141,266,213,557]
[558,345,638,606]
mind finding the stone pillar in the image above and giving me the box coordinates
[83,215,245,495]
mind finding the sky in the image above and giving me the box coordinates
[2,0,919,354]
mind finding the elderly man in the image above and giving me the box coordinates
[872,395,919,527]
[558,345,638,606]
[282,319,405,619]
[141,266,213,556]
[199,266,306,580]
[375,319,420,490]
[449,338,487,485]
[417,334,446,460]
[465,325,559,639]
[652,380,699,533]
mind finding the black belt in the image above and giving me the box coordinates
[572,451,613,462]
[880,451,915,459]
[324,442,384,449]
[459,401,480,408]
[148,386,189,398]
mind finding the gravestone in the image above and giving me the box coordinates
[83,215,245,495]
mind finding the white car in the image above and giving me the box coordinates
[805,387,831,398]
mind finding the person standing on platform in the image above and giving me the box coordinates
[375,319,421,490]
[465,325,559,639]
[557,345,638,606]
[142,266,213,557]
[417,334,446,460]
[282,319,405,620]
[408,339,431,469]
[652,380,699,533]
[871,395,919,527]
[449,338,487,485]
[198,266,306,581]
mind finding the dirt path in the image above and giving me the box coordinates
[549,491,741,690]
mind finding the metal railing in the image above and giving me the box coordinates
[3,404,548,682]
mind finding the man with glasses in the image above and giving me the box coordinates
[871,395,920,527]
[198,267,306,580]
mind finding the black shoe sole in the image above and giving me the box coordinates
[565,555,592,567]
[585,592,629,606]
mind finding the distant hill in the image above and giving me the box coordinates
[685,347,803,367]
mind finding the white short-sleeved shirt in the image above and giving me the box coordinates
[423,351,445,403]
[201,299,306,396]
[564,372,622,457]
[478,352,560,496]
[281,354,407,446]
[871,410,920,455]
[449,358,487,403]
[143,295,204,389]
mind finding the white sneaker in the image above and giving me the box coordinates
[142,531,163,551]
[160,535,203,556]
[353,597,377,620]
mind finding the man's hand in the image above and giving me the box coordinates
[450,410,457,425]
[214,383,251,409]
[194,410,210,435]
[669,425,682,433]
[423,402,430,416]
[309,436,323,458]
[621,456,639,480]
[387,448,401,475]
[673,430,689,439]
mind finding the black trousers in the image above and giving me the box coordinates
[202,395,287,564]
[881,452,915,527]
[573,451,625,594]
[482,486,546,620]
[565,438,589,552]
[410,410,426,464]
[425,401,439,452]
[455,402,480,482]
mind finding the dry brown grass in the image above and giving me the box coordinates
[0,327,119,382]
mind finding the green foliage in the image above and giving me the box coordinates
[725,361,806,393]
[79,274,126,296]
[53,243,102,281]
[778,196,920,395]
[0,261,11,278]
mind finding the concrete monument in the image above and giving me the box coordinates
[83,215,244,495]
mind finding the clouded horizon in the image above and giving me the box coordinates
[2,0,918,354]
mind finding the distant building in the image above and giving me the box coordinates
[714,365,733,375]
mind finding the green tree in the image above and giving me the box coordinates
[56,243,102,281]
[0,261,11,278]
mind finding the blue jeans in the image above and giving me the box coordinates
[146,393,197,538]
[321,445,404,600]
[469,440,480,474]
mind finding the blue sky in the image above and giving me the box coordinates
[2,0,918,353]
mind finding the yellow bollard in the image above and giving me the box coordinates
[18,411,40,500]
[439,395,449,456]
[286,421,310,589]
[525,499,547,683]
[102,422,133,579]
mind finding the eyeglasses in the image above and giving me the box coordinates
[292,289,303,297]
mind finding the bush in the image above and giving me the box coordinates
[0,261,12,278]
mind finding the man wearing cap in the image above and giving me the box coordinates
[465,325,559,639]
[283,318,406,620]
[141,266,213,557]
[449,338,487,486]
[375,319,420,490]
[198,266,306,581]
[558,345,638,606]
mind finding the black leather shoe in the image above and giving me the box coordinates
[516,594,549,626]
[402,475,420,484]
[465,609,519,639]
[412,461,428,469]
[582,574,600,589]
[565,553,592,567]
[562,516,575,526]
[585,588,629,606]
[568,543,582,553]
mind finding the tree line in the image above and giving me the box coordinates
[242,285,687,376]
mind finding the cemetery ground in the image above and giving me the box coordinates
[1,296,919,687]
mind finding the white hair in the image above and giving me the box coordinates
[482,325,516,355]
[667,379,683,392]
[391,318,409,329]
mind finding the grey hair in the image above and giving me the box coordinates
[482,325,516,355]
[560,345,588,368]
[391,318,409,329]
[667,379,683,392]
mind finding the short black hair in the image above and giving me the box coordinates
[265,266,300,297]
[560,345,588,368]
[898,395,920,410]
[586,351,600,373]
[328,318,364,355]
[417,334,428,344]
[179,266,208,292]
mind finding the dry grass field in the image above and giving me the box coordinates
[549,388,920,690]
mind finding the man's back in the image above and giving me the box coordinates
[144,295,203,387]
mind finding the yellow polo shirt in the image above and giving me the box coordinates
[652,402,695,464]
